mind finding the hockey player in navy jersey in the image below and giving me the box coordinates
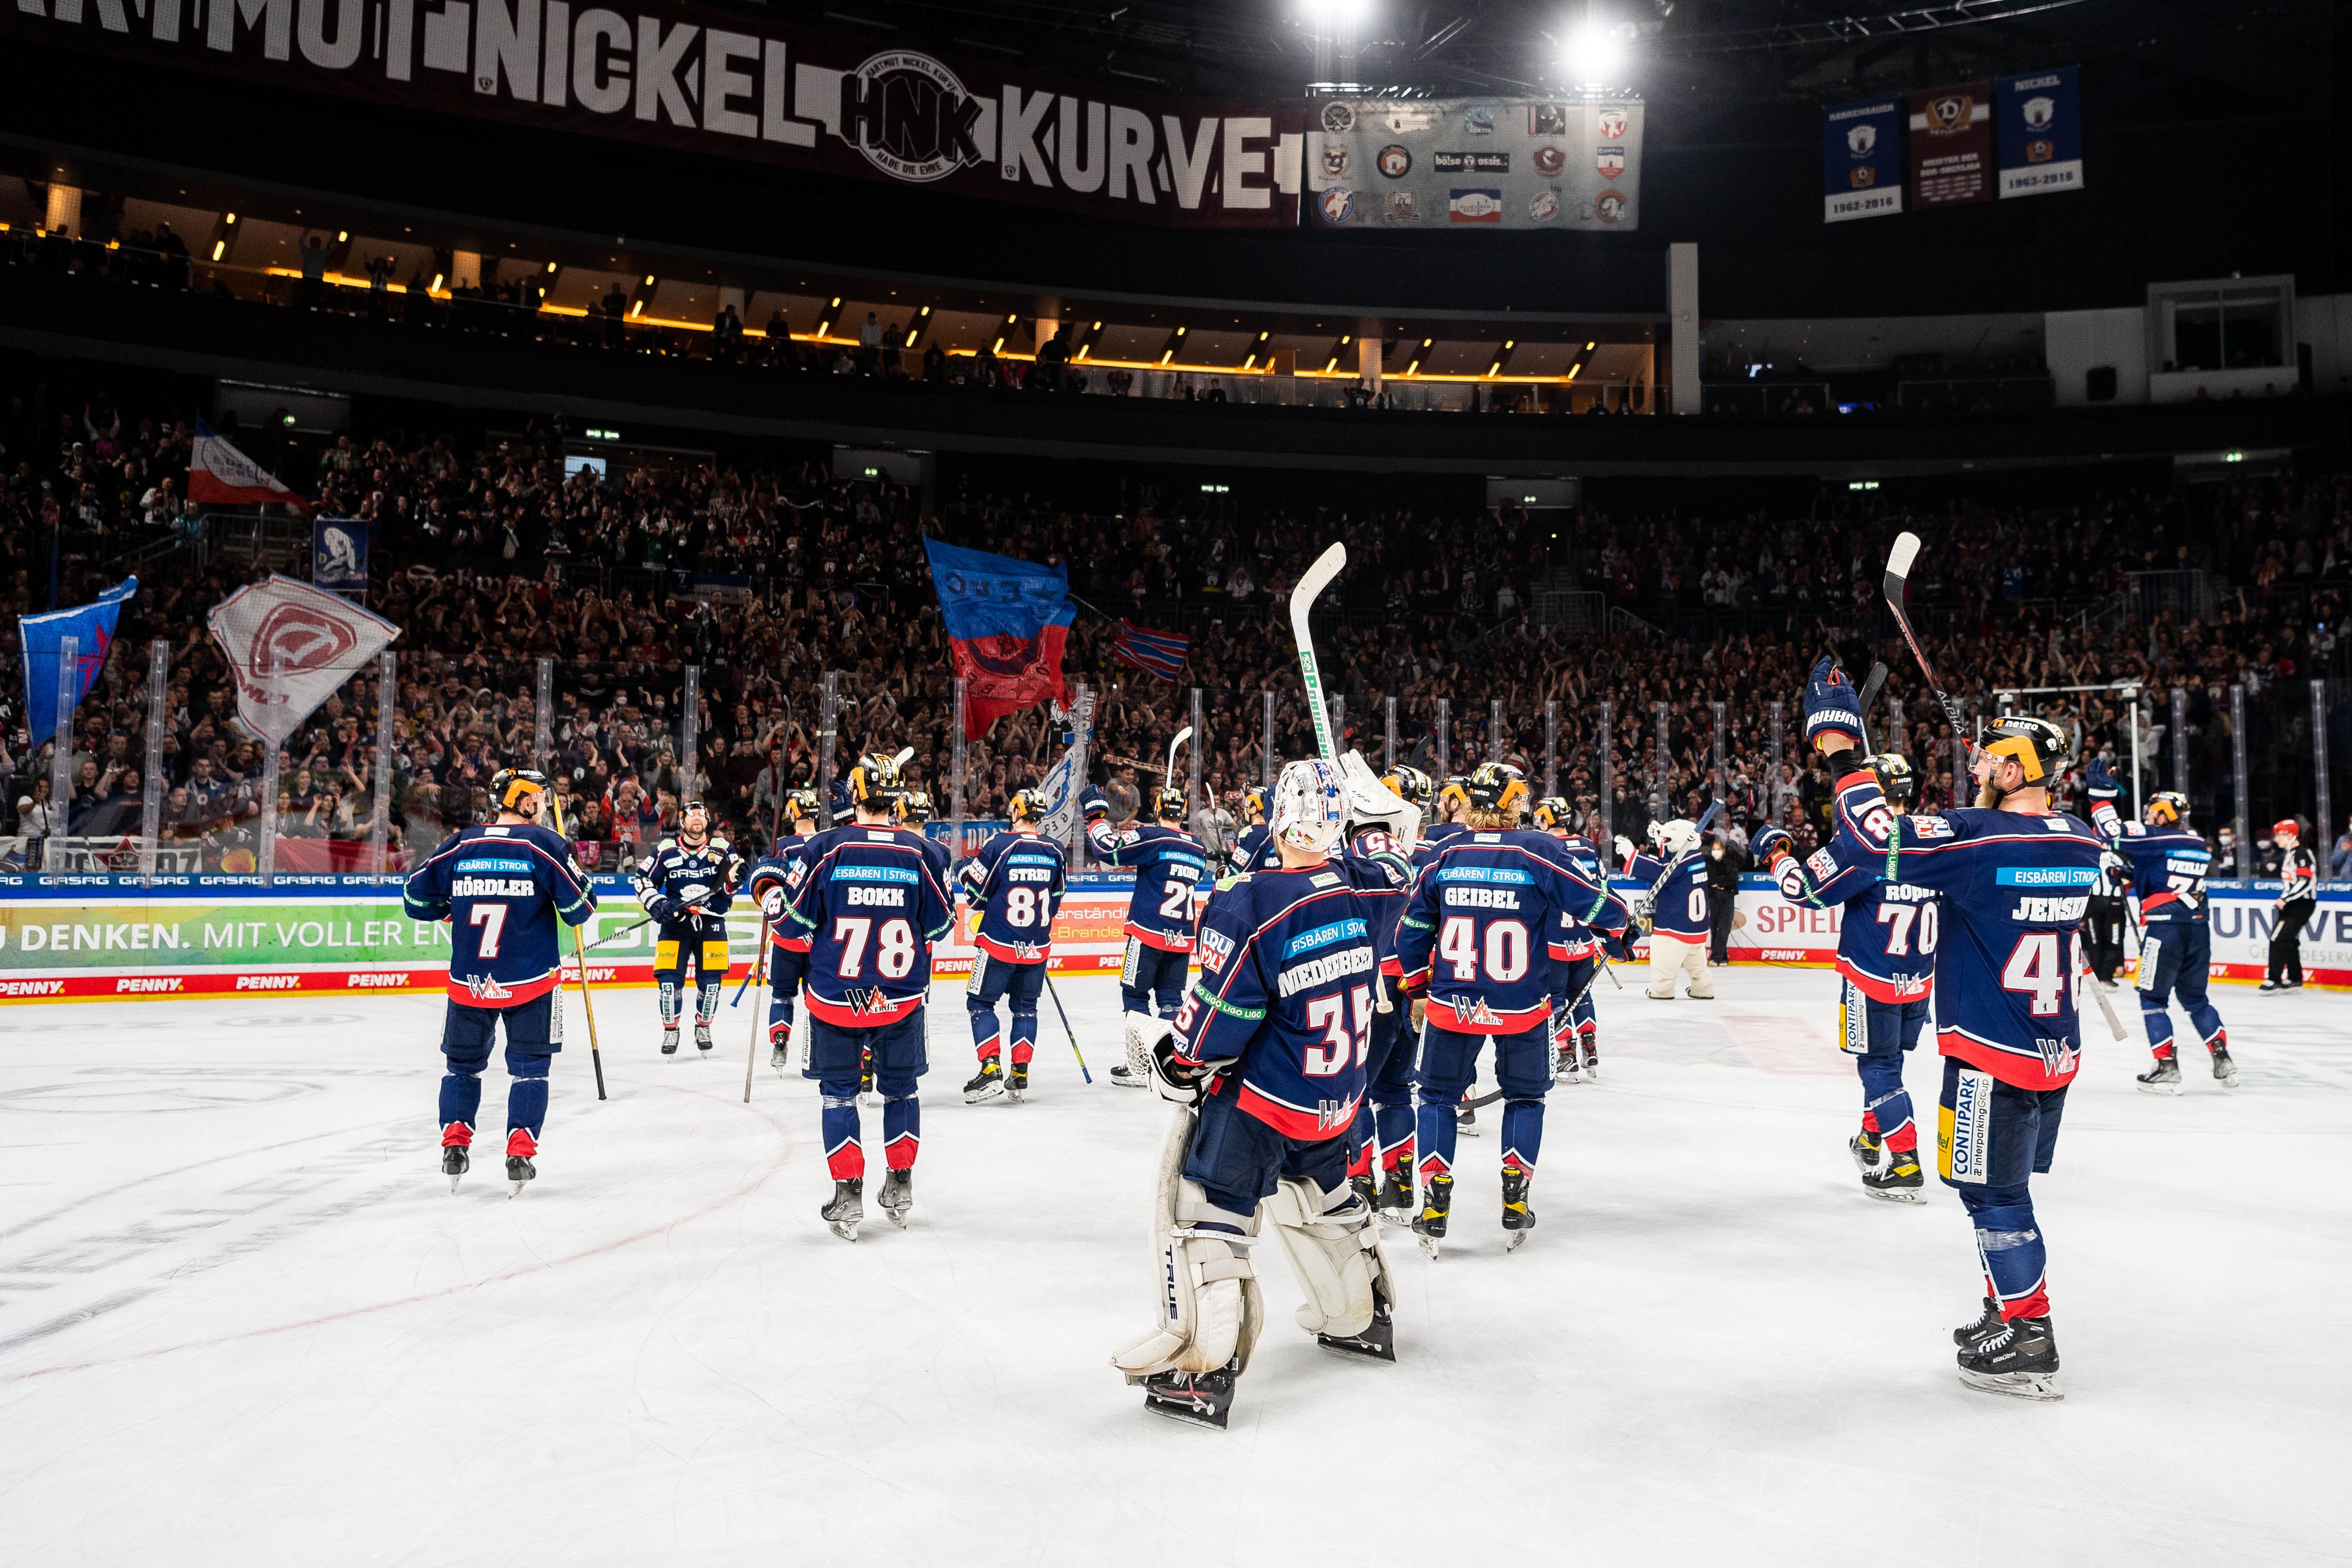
[746,789,821,1074]
[1334,804,1417,1217]
[2085,759,2235,1092]
[402,768,597,1193]
[956,788,1066,1104]
[778,752,954,1240]
[1229,785,1278,875]
[1392,763,1633,1255]
[1418,774,1472,862]
[1802,657,2101,1398]
[632,801,739,1054]
[1084,780,1209,1087]
[1533,797,1608,1083]
[1111,759,1404,1427]
[1753,752,1939,1201]
[1620,817,1715,1000]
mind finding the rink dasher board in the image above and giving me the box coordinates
[0,881,1150,1003]
[0,877,2339,1004]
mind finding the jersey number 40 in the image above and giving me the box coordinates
[1438,916,1530,983]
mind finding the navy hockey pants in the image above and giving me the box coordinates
[806,1013,926,1180]
[1840,979,1930,1152]
[966,951,1047,1065]
[439,991,559,1148]
[1416,1022,1550,1178]
[2137,921,2224,1059]
[1185,1080,1351,1221]
[1938,1056,2068,1320]
[1120,937,1188,1018]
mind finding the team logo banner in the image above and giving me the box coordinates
[1997,66,2083,199]
[18,577,136,747]
[1821,98,1904,223]
[312,517,369,591]
[1908,80,1993,207]
[206,575,400,747]
[1306,96,1643,230]
[0,1,1301,228]
[923,538,1074,739]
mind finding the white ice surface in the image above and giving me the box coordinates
[0,970,2347,1567]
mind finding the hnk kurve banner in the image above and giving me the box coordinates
[1304,96,1644,231]
[1,0,1304,228]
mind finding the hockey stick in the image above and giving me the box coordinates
[1854,661,1888,755]
[1290,542,1348,764]
[580,913,654,952]
[1883,534,1970,765]
[548,793,608,1101]
[2080,955,2127,1042]
[1043,972,1092,1083]
[1163,726,1194,793]
[1463,957,1612,1108]
[740,943,767,1102]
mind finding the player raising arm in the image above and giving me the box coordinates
[1802,657,2101,1400]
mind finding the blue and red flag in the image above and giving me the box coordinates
[924,538,1075,740]
[1112,620,1188,682]
[18,576,136,746]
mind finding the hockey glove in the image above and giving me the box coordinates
[1080,784,1110,824]
[1148,1036,1228,1109]
[1408,997,1427,1034]
[1750,826,1793,865]
[643,893,681,923]
[1600,926,1637,964]
[1803,656,1863,753]
[2085,757,2120,803]
[1612,833,1635,866]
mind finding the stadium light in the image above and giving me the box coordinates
[1563,23,1626,86]
[1301,0,1372,24]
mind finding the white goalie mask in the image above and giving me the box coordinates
[1271,759,1347,858]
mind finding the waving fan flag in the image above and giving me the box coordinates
[1111,619,1188,682]
[924,538,1075,740]
[188,418,312,514]
[18,576,136,746]
[207,575,399,746]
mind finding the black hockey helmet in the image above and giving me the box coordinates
[1152,785,1187,821]
[2148,791,2189,827]
[1381,764,1435,808]
[1241,785,1268,822]
[1436,775,1471,817]
[1532,795,1572,831]
[783,788,821,825]
[1868,752,1917,806]
[847,750,909,811]
[489,767,550,814]
[1463,762,1529,819]
[1977,715,2070,786]
[896,789,934,825]
[1007,787,1047,824]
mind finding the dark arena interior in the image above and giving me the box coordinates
[1,1,2348,1560]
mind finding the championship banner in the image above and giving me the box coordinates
[1305,96,1643,231]
[1996,66,2083,200]
[924,538,1074,739]
[0,1,1302,229]
[1907,81,1993,207]
[1822,98,1904,223]
[312,517,368,591]
[206,575,400,747]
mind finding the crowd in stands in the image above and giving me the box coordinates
[4,374,2348,880]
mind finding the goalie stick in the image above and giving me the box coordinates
[1163,725,1193,793]
[1883,534,1970,766]
[1290,543,1348,764]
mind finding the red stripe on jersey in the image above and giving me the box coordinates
[1234,1080,1361,1141]
[1125,922,1194,953]
[444,969,559,1006]
[805,992,925,1028]
[1837,955,1934,1003]
[1423,997,1551,1035]
[1937,1027,2078,1091]
[2140,889,2181,913]
[974,933,1049,964]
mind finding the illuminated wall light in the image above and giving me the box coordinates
[1323,356,1340,373]
[430,272,444,292]
[224,213,237,224]
[211,240,226,261]
[336,231,348,242]
[1340,335,1352,346]
[546,261,558,273]
[631,300,645,317]
[992,336,1006,352]
[1585,340,1597,351]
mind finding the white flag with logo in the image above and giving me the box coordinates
[207,574,399,747]
[1035,687,1097,848]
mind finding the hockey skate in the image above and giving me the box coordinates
[1108,1063,1146,1089]
[504,1132,535,1197]
[1139,1357,1241,1429]
[1953,1296,2003,1347]
[770,1031,792,1076]
[822,1178,865,1242]
[2211,1044,2239,1087]
[1862,1141,1923,1202]
[1456,1098,1479,1137]
[1579,1038,1599,1082]
[1349,1169,1379,1212]
[878,1168,913,1229]
[963,1060,1008,1104]
[1848,1127,1883,1174]
[441,1145,469,1194]
[660,1024,681,1056]
[2136,1054,2184,1096]
[1501,1164,1535,1251]
[1957,1313,2062,1401]
[1316,1279,1396,1363]
[1006,1061,1029,1102]
[1553,1044,1582,1084]
[694,1021,714,1052]
[1376,1165,1415,1222]
[1412,1173,1453,1260]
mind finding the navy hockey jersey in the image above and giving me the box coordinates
[1231,823,1282,874]
[1766,841,1940,1002]
[746,832,815,954]
[960,828,1067,964]
[2090,802,2211,925]
[1823,767,2102,1091]
[1412,819,1471,872]
[1174,861,1398,1140]
[1087,820,1208,951]
[1394,830,1630,1036]
[1537,831,1610,960]
[779,824,955,1028]
[403,823,596,1005]
[632,832,737,937]
[1623,850,1713,938]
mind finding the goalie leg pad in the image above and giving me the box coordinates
[1263,1173,1395,1350]
[1113,1107,1266,1380]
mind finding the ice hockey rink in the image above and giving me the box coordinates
[1,970,2344,1567]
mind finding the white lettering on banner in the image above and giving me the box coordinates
[237,975,303,990]
[2,981,66,997]
[701,27,756,135]
[1223,116,1271,209]
[210,0,289,59]
[1058,97,1105,192]
[421,0,469,73]
[473,0,535,97]
[540,0,567,105]
[1162,114,1219,207]
[760,38,814,145]
[574,7,630,112]
[117,977,184,993]
[349,971,410,986]
[299,0,362,69]
[1108,103,1154,201]
[635,14,696,125]
[1002,85,1054,184]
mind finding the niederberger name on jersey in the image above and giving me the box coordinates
[1277,943,1376,997]
[451,875,540,898]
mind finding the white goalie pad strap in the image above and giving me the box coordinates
[1263,1176,1389,1340]
[1112,1109,1265,1380]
